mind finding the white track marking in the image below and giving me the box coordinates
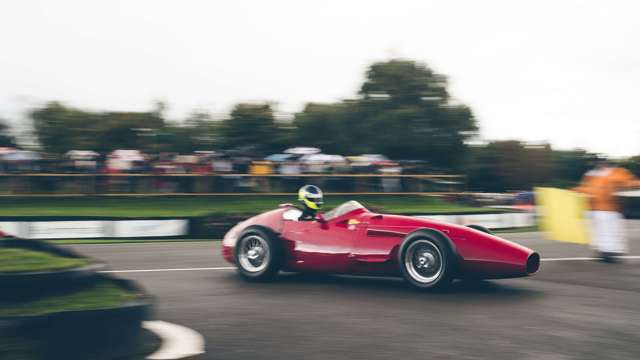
[99,256,640,274]
[144,320,205,360]
[100,266,235,273]
[542,255,640,262]
[542,257,600,262]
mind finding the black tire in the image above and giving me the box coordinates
[467,224,494,235]
[398,230,455,290]
[234,226,282,282]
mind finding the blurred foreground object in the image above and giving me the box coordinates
[535,187,590,245]
[0,237,151,359]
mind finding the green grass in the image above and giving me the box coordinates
[0,279,138,316]
[0,248,88,273]
[0,195,486,217]
[48,238,213,245]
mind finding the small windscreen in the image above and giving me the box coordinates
[323,201,367,220]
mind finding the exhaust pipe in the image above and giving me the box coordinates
[526,252,541,274]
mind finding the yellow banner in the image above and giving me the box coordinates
[535,187,590,244]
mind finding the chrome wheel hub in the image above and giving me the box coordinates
[238,235,270,273]
[404,240,443,284]
[247,247,262,260]
[416,252,436,269]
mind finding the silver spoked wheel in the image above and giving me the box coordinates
[238,235,271,273]
[404,239,444,284]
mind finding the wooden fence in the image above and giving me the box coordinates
[0,173,465,196]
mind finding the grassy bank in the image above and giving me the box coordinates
[0,248,88,273]
[0,195,485,217]
[0,278,137,316]
[49,238,213,245]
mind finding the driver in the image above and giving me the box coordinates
[297,185,323,221]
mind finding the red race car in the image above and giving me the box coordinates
[222,201,540,289]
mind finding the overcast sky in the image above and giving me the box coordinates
[1,0,639,156]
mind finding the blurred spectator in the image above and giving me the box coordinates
[284,147,320,156]
[106,150,146,173]
[397,160,431,174]
[379,162,402,192]
[232,156,251,174]
[152,153,178,174]
[105,149,147,192]
[211,154,233,173]
[574,159,640,262]
[0,147,16,172]
[2,150,40,172]
[173,155,199,173]
[347,154,392,173]
[249,161,274,175]
[0,144,479,194]
[513,191,535,211]
[210,153,234,192]
[65,150,99,173]
[193,151,215,175]
[249,160,273,191]
[300,154,349,173]
[278,160,301,175]
[279,160,303,192]
[265,153,301,174]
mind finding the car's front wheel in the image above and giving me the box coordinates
[234,227,281,282]
[399,232,454,290]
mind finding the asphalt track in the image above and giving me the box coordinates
[67,221,640,360]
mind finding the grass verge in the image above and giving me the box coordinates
[0,248,88,273]
[48,238,213,245]
[0,195,486,217]
[0,278,137,316]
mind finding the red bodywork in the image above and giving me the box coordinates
[222,204,540,279]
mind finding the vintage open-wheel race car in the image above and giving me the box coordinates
[222,201,540,289]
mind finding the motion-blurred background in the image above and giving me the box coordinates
[0,1,639,198]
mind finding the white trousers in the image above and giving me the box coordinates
[588,211,627,254]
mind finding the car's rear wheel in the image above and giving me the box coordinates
[399,233,454,290]
[235,227,281,282]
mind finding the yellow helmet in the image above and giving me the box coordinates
[298,185,323,210]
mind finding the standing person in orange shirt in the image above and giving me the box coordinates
[574,158,640,262]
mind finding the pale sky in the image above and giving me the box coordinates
[1,0,639,156]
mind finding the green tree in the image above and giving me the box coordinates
[360,59,449,105]
[552,149,594,186]
[30,102,98,154]
[291,59,477,166]
[30,102,165,154]
[159,111,219,153]
[97,111,164,153]
[293,103,354,154]
[466,141,556,191]
[619,155,640,177]
[0,119,17,147]
[358,59,477,167]
[219,103,280,154]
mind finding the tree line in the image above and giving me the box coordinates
[0,58,636,191]
[15,59,477,168]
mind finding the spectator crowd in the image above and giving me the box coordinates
[0,146,424,176]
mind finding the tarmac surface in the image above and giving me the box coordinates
[68,221,640,360]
